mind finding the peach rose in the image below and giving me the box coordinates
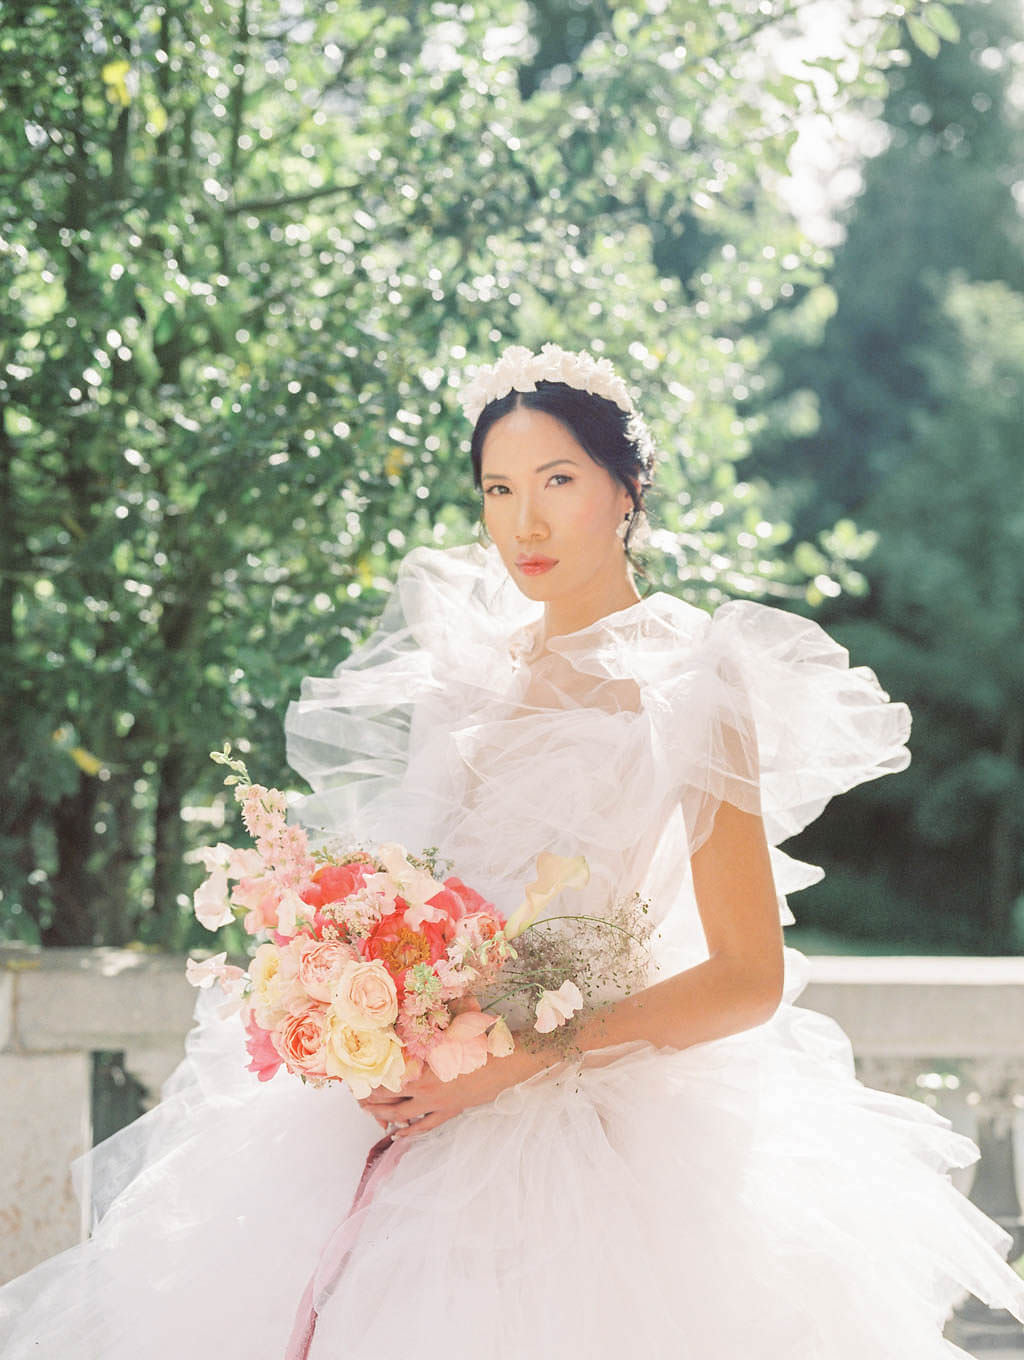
[274,1004,328,1079]
[330,959,399,1029]
[297,940,358,1003]
[323,1013,406,1099]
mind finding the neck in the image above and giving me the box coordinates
[540,564,642,644]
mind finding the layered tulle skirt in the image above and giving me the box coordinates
[2,959,1023,1359]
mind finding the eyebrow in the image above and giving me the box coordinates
[480,458,579,483]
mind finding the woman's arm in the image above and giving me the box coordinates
[517,798,786,1068]
[374,800,785,1139]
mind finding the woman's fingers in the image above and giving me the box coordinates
[390,1110,447,1140]
[363,1087,409,1103]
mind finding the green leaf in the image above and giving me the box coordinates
[922,2,960,43]
[153,305,178,347]
[906,16,941,57]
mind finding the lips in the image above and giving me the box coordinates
[516,555,558,575]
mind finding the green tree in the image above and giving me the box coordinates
[747,0,1024,949]
[753,0,1024,534]
[800,281,1024,950]
[0,0,946,947]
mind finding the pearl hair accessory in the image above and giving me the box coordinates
[459,342,636,427]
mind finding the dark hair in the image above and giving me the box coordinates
[468,382,654,565]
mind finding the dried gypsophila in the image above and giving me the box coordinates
[474,891,656,1064]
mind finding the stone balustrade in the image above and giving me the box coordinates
[2,946,1023,1348]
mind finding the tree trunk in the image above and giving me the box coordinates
[45,775,101,944]
[151,744,189,947]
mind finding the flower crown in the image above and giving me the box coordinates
[459,342,637,427]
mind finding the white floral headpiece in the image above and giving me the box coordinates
[459,342,637,427]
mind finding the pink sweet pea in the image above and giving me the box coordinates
[425,1009,501,1082]
[534,979,584,1033]
[231,876,281,933]
[244,1011,284,1082]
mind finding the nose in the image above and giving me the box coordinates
[513,491,547,543]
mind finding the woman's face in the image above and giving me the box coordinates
[480,405,633,601]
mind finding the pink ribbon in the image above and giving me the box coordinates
[285,1131,410,1360]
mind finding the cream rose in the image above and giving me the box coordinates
[330,959,399,1029]
[323,1012,406,1098]
[249,941,303,1029]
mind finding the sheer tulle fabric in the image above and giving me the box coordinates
[2,541,1022,1358]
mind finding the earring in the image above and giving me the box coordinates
[475,517,491,544]
[615,510,632,542]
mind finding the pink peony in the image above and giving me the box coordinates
[426,876,499,924]
[300,861,374,909]
[361,908,454,1001]
[244,1010,284,1082]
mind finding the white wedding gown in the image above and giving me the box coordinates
[2,541,1023,1358]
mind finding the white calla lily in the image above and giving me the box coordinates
[503,852,590,940]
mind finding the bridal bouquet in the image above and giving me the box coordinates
[187,746,652,1099]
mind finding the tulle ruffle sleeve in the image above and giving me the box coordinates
[667,598,912,859]
[283,542,536,845]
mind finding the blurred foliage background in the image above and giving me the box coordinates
[1,0,1021,954]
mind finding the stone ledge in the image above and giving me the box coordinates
[1,946,197,1053]
[800,957,1024,1059]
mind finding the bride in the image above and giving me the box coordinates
[2,343,1023,1358]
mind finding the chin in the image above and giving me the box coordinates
[510,574,555,601]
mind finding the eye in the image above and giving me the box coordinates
[549,473,573,487]
[483,484,510,495]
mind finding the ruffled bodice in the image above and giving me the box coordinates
[285,542,911,985]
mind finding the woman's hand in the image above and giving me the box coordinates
[357,1041,551,1141]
